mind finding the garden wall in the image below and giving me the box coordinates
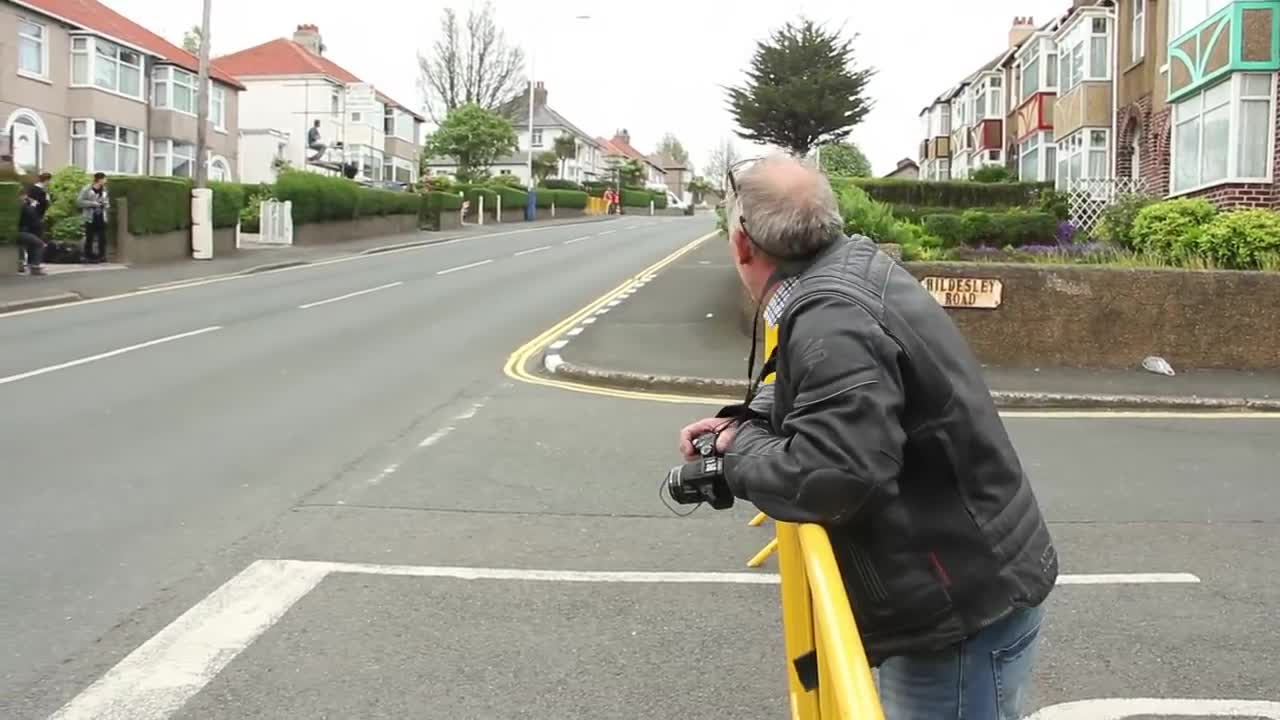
[901,262,1280,370]
[294,214,419,245]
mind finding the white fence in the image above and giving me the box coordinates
[258,200,294,246]
[1067,177,1150,235]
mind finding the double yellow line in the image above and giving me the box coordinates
[503,230,736,405]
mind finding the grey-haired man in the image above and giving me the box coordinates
[677,154,1057,719]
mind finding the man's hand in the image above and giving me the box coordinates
[678,418,738,461]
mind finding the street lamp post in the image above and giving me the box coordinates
[194,0,212,187]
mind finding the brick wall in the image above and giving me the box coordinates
[1116,95,1173,196]
[1188,183,1276,209]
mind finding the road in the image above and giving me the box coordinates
[2,215,1277,719]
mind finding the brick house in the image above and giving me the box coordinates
[1116,0,1279,209]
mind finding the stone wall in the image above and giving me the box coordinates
[213,227,236,257]
[900,261,1280,370]
[293,214,419,245]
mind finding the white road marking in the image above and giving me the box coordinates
[582,317,597,325]
[544,353,565,372]
[607,300,622,307]
[548,340,569,350]
[367,464,399,485]
[1002,410,1280,419]
[419,426,456,447]
[47,559,329,720]
[0,326,222,387]
[627,225,641,230]
[563,235,591,245]
[418,398,487,447]
[566,327,584,336]
[297,281,403,309]
[514,245,551,257]
[599,230,617,236]
[1027,698,1280,719]
[49,559,1209,719]
[437,259,493,275]
[1056,572,1200,585]
[594,307,610,314]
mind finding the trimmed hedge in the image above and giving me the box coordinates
[275,172,420,225]
[418,190,464,230]
[0,181,19,245]
[107,176,191,235]
[922,209,1058,249]
[652,191,668,210]
[620,188,652,207]
[490,185,529,211]
[552,189,588,209]
[356,187,420,216]
[830,177,1053,209]
[541,179,582,191]
[209,181,247,229]
[582,181,609,198]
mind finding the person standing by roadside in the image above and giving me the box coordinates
[17,186,46,276]
[77,172,109,263]
[27,171,52,219]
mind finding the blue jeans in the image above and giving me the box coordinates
[878,604,1047,720]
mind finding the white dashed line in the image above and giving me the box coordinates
[581,317,597,325]
[298,282,403,310]
[514,245,551,257]
[419,426,456,448]
[548,340,569,350]
[563,235,591,245]
[599,230,617,236]
[437,259,493,275]
[566,327,584,336]
[0,326,223,387]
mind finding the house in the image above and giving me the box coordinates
[597,130,666,187]
[945,53,1008,180]
[425,81,604,185]
[883,158,920,180]
[1004,13,1065,184]
[650,150,690,199]
[1115,0,1279,208]
[215,24,424,186]
[1,0,244,179]
[917,94,952,180]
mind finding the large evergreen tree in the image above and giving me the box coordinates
[726,18,875,156]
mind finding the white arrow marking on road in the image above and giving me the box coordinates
[1027,698,1280,719]
[514,245,551,257]
[437,259,494,275]
[0,326,222,386]
[298,281,403,309]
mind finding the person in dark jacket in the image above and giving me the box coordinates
[17,186,46,275]
[677,154,1057,719]
[26,171,52,218]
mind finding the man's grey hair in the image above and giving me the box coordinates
[725,153,844,260]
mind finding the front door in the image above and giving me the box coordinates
[10,119,39,173]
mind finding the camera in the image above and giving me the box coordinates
[665,432,735,510]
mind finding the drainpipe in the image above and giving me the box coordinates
[1110,2,1120,180]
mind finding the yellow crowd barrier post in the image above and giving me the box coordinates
[777,521,820,719]
[748,512,768,527]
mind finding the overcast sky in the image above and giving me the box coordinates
[106,0,1070,176]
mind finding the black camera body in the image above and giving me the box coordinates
[665,432,735,510]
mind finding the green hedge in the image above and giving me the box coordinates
[582,181,609,197]
[552,189,589,209]
[830,177,1053,209]
[490,185,529,211]
[541,179,582,191]
[108,176,191,235]
[276,171,359,225]
[620,188,652,207]
[0,181,19,245]
[355,187,420,216]
[922,209,1057,248]
[418,190,464,230]
[652,191,668,210]
[209,181,247,229]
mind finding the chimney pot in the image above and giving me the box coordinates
[293,24,323,55]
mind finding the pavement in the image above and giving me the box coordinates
[2,214,1278,719]
[0,215,611,314]
[543,236,1280,411]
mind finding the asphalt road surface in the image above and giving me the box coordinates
[3,215,1277,719]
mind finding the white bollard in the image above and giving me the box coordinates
[191,187,213,259]
[479,195,485,226]
[497,194,503,223]
[649,200,654,217]
[552,200,556,218]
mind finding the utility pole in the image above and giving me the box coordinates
[194,0,212,187]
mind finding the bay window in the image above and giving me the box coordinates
[151,139,195,177]
[1132,0,1146,63]
[72,119,142,174]
[1058,15,1112,93]
[1172,73,1275,193]
[1017,38,1060,102]
[1056,129,1111,191]
[1170,0,1234,40]
[18,18,47,79]
[154,66,197,113]
[1019,130,1057,182]
[394,159,414,184]
[1021,45,1040,99]
[72,36,143,99]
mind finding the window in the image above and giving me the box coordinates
[1170,0,1233,39]
[1055,128,1111,190]
[209,158,230,182]
[1019,130,1055,182]
[393,158,414,184]
[1132,0,1146,63]
[351,111,363,124]
[150,139,195,177]
[531,129,544,147]
[153,67,196,113]
[1021,44,1040,99]
[74,37,144,99]
[73,120,141,174]
[18,19,47,78]
[1058,14,1112,92]
[210,86,225,129]
[1172,74,1274,192]
[1129,127,1143,179]
[331,91,340,114]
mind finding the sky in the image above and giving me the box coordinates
[103,0,1072,177]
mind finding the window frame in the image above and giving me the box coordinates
[1170,73,1277,195]
[1170,0,1234,41]
[1057,11,1113,94]
[1131,0,1146,64]
[531,128,544,148]
[1018,130,1057,182]
[70,35,145,102]
[17,17,49,81]
[72,118,143,175]
[1016,35,1061,102]
[1055,128,1112,191]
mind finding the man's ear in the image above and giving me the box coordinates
[730,228,753,265]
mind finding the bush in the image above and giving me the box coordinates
[839,184,902,242]
[1036,189,1071,220]
[490,185,529,211]
[546,189,588,209]
[460,185,499,214]
[832,177,1053,208]
[993,209,1059,247]
[652,191,668,210]
[107,176,191,235]
[922,214,966,248]
[1198,209,1280,269]
[541,178,582,191]
[418,190,464,230]
[1094,193,1156,249]
[239,184,274,233]
[620,188,652,207]
[355,187,419,216]
[43,166,94,242]
[489,174,524,188]
[275,170,359,225]
[922,208,1056,248]
[209,181,246,229]
[1130,198,1218,260]
[582,181,610,197]
[970,165,1016,183]
[0,181,19,245]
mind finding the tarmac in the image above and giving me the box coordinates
[541,236,1280,411]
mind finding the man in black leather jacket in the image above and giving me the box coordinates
[679,155,1057,719]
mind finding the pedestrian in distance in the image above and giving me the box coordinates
[77,172,109,263]
[16,186,47,276]
[27,171,52,218]
[677,153,1058,719]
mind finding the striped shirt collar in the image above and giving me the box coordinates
[764,277,799,326]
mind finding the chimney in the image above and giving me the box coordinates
[293,24,323,55]
[533,81,547,108]
[1009,16,1036,48]
[615,128,631,146]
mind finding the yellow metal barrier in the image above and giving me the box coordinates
[751,319,885,719]
[586,196,609,215]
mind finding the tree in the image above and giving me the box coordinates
[605,157,645,187]
[417,2,526,123]
[553,134,577,178]
[726,18,875,156]
[532,151,560,184]
[817,142,871,177]
[657,133,690,166]
[423,104,518,183]
[970,164,1016,183]
[687,176,714,204]
[182,25,202,54]
[703,137,741,190]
